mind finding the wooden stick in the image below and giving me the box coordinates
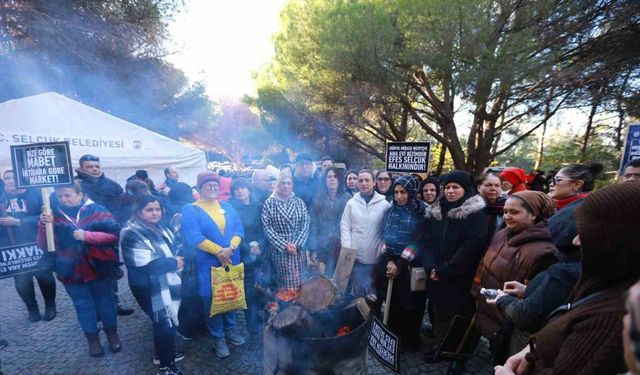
[383,278,394,325]
[41,188,55,252]
[0,198,16,244]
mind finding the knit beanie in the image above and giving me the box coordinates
[500,167,527,186]
[197,171,220,190]
[440,170,472,192]
[394,175,419,202]
[574,183,640,282]
[420,176,441,199]
[511,190,556,221]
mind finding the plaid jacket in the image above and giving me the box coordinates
[261,194,310,252]
[261,194,310,289]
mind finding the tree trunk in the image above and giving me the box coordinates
[434,144,447,176]
[580,83,605,161]
[534,121,547,171]
[534,88,554,170]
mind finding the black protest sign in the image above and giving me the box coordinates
[10,141,73,188]
[368,315,400,373]
[385,142,430,173]
[620,123,640,175]
[0,242,44,280]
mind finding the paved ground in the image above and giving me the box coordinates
[0,275,493,375]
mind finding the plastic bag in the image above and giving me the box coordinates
[210,263,247,317]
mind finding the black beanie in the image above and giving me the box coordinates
[575,183,640,282]
[420,176,441,198]
[440,170,472,192]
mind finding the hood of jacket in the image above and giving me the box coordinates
[427,194,486,221]
[507,220,554,247]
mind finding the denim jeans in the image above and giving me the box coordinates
[13,270,56,309]
[201,296,237,338]
[64,277,117,333]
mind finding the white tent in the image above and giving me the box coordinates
[0,92,207,187]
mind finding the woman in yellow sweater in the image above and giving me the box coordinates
[180,172,245,358]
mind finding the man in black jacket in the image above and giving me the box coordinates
[76,155,133,316]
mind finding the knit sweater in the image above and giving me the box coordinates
[525,287,628,375]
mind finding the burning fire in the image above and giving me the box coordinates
[274,288,299,302]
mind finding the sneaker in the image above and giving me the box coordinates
[176,329,194,341]
[153,351,185,366]
[157,365,184,375]
[212,337,230,358]
[225,330,245,346]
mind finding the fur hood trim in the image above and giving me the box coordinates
[426,195,486,221]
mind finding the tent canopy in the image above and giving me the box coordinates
[0,92,207,186]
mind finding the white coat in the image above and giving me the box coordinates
[340,192,391,264]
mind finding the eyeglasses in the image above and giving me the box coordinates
[550,177,575,185]
[202,184,220,190]
[377,177,391,181]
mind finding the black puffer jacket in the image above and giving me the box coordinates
[416,194,488,314]
[231,197,266,270]
[76,170,123,217]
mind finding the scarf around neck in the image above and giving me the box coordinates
[123,219,181,326]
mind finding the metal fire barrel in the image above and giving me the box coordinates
[264,307,370,375]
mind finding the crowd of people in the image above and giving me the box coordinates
[0,152,640,375]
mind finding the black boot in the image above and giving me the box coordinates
[84,332,104,357]
[43,301,57,321]
[27,304,41,323]
[104,326,122,353]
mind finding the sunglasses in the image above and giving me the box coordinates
[80,155,100,162]
[550,177,575,185]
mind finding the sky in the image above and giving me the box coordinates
[165,0,287,99]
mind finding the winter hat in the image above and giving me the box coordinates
[420,176,441,200]
[394,175,419,202]
[627,281,640,369]
[574,183,640,282]
[511,190,556,221]
[197,171,220,190]
[500,167,527,186]
[440,170,472,192]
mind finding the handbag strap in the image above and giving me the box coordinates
[546,290,605,321]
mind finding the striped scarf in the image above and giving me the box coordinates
[120,220,181,326]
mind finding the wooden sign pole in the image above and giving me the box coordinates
[41,188,55,252]
[383,278,394,325]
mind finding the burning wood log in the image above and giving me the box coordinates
[272,305,313,336]
[296,276,336,312]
